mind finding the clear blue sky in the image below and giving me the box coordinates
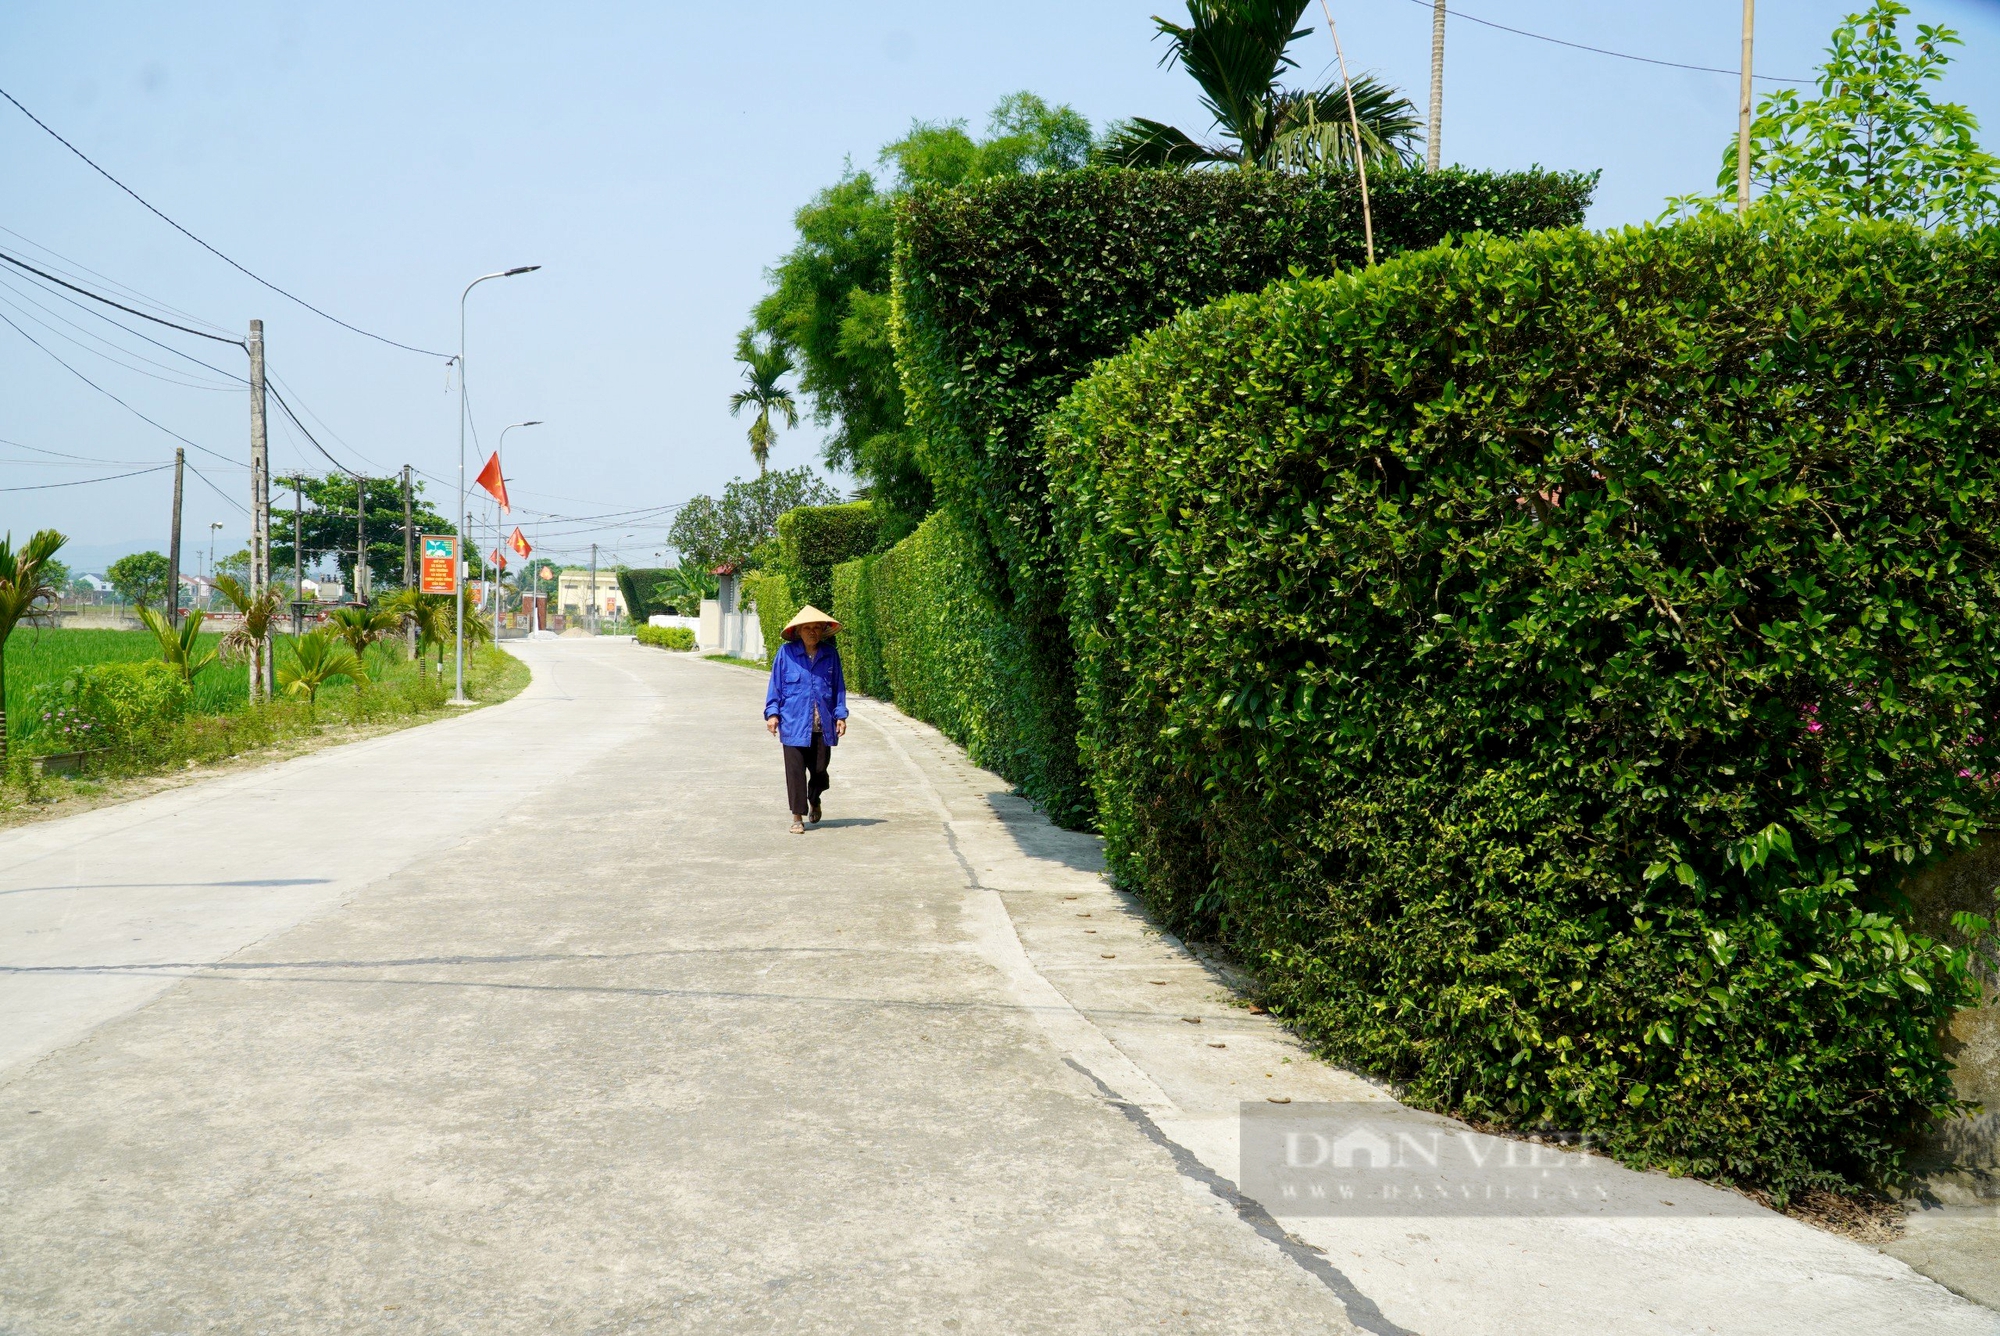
[5,1,1999,574]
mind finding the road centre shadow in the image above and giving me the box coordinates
[1,878,333,897]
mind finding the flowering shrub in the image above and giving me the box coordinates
[23,661,190,754]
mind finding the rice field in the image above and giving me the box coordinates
[2,628,252,746]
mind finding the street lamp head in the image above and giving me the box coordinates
[503,265,541,277]
[521,420,544,427]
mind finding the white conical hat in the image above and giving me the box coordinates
[781,605,840,641]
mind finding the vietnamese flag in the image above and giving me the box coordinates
[490,548,508,571]
[475,452,510,512]
[509,526,532,559]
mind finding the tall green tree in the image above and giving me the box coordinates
[0,528,66,769]
[750,92,1091,544]
[1683,0,1998,227]
[728,330,799,474]
[106,551,171,610]
[668,467,841,571]
[270,473,459,596]
[1094,1,1423,171]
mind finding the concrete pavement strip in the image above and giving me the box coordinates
[0,638,1993,1334]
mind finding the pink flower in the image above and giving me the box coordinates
[1806,721,1824,734]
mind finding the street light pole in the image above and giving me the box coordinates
[454,265,540,705]
[494,420,543,649]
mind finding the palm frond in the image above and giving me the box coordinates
[1265,77,1424,171]
[1154,0,1314,159]
[1093,117,1241,169]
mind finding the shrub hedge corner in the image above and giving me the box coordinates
[894,164,1597,824]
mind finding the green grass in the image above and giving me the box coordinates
[1,628,529,809]
[5,628,247,741]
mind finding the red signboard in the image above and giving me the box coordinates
[419,534,459,594]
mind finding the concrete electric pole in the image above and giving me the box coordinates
[247,318,270,700]
[168,447,184,626]
[355,473,368,604]
[590,542,599,635]
[403,465,417,658]
[1737,0,1756,217]
[1427,0,1445,172]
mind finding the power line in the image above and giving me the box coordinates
[184,458,252,516]
[0,279,241,391]
[0,223,235,335]
[0,247,244,345]
[265,380,363,477]
[0,260,249,383]
[0,435,166,466]
[0,463,172,492]
[1402,0,1806,84]
[0,306,239,466]
[0,84,450,359]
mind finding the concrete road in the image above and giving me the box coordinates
[0,639,1993,1335]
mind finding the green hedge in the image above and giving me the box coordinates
[617,568,674,622]
[829,508,1039,776]
[831,556,887,699]
[634,624,695,651]
[1046,216,2000,1198]
[778,501,881,613]
[744,571,799,661]
[894,165,1598,823]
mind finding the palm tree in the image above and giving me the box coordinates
[0,528,67,769]
[651,561,719,615]
[138,606,219,687]
[212,574,283,705]
[328,606,400,665]
[729,329,799,475]
[383,589,452,683]
[1095,0,1422,172]
[277,628,365,712]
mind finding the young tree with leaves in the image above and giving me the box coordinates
[0,528,66,769]
[1682,0,1998,228]
[668,467,841,571]
[106,550,172,610]
[1094,1,1422,172]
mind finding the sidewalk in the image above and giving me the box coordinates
[0,639,1992,1334]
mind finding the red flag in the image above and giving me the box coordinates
[475,452,510,512]
[509,526,532,559]
[489,548,508,571]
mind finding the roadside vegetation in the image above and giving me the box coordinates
[715,0,2000,1206]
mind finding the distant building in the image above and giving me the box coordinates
[557,569,626,618]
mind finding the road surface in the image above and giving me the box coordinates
[0,639,1992,1334]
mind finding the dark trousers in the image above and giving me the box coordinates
[784,731,831,816]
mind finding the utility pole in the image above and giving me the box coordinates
[293,476,304,635]
[1737,0,1756,217]
[1427,0,1445,172]
[247,318,270,701]
[168,447,184,626]
[589,542,599,635]
[402,465,417,659]
[355,473,368,605]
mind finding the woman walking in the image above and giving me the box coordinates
[763,605,848,834]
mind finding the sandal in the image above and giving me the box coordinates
[808,800,822,824]
[790,818,805,835]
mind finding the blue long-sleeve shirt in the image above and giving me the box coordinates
[764,639,847,746]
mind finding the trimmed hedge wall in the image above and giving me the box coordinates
[894,165,1597,824]
[744,571,799,661]
[831,555,887,699]
[778,501,881,613]
[827,508,1034,776]
[617,568,674,621]
[634,623,694,651]
[1045,216,2000,1197]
